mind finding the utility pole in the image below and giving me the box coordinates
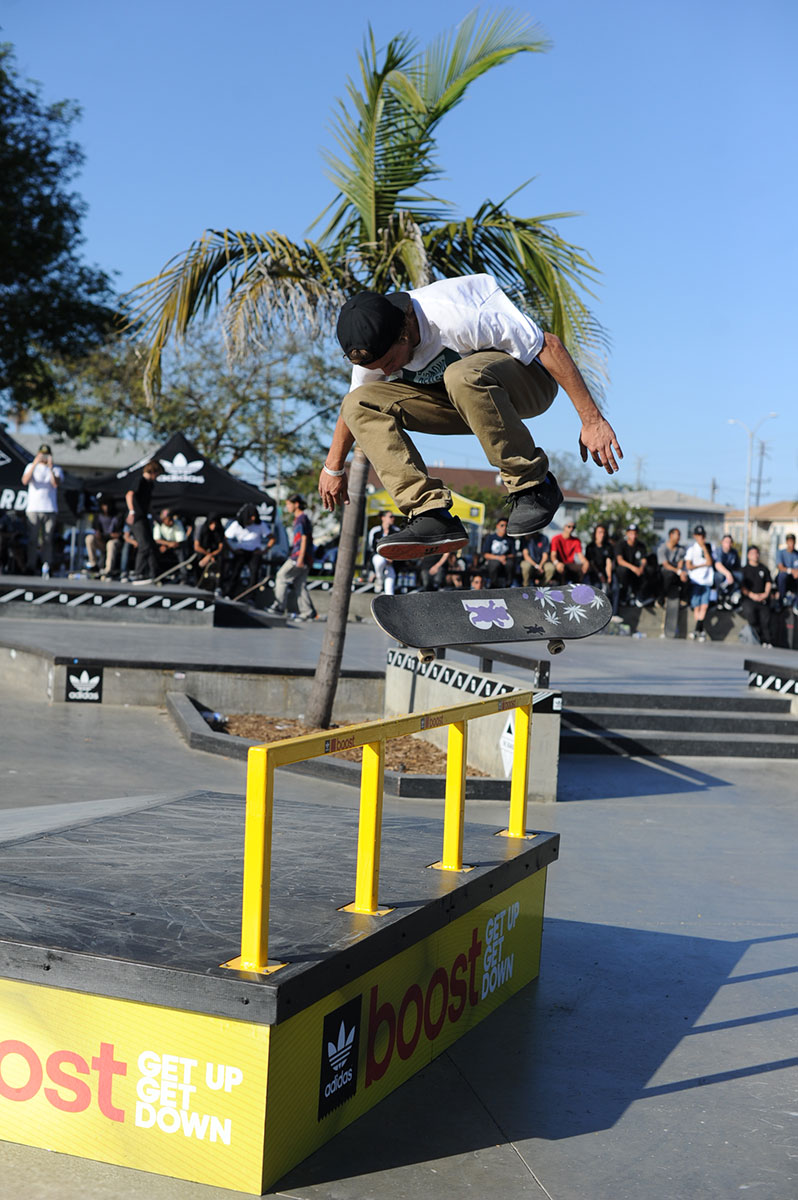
[710,477,718,503]
[753,439,770,507]
[728,413,778,561]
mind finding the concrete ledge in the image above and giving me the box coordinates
[166,692,514,800]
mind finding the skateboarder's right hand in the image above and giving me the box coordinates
[318,466,349,511]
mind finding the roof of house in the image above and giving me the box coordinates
[15,433,161,476]
[598,488,730,513]
[725,499,798,521]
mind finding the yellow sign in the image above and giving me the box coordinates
[366,487,485,527]
[0,980,269,1192]
[261,869,547,1187]
[0,868,547,1193]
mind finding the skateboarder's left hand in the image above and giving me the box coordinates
[579,416,623,474]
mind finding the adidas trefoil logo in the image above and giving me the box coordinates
[69,670,100,694]
[327,1021,356,1072]
[159,452,204,482]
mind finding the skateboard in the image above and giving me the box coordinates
[372,582,612,662]
[662,595,680,639]
[151,551,198,586]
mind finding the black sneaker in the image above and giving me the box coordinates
[376,508,468,561]
[505,472,564,536]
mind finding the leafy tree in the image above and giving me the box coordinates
[460,484,508,526]
[576,495,654,547]
[126,13,606,397]
[42,326,347,480]
[0,43,117,419]
[546,449,594,493]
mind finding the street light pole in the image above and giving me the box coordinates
[728,412,778,562]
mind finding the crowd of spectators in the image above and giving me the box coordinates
[3,446,797,650]
[364,512,798,646]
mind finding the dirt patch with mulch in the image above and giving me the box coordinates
[222,715,488,777]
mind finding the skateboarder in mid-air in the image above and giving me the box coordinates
[318,273,622,560]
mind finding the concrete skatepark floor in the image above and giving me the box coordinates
[1,623,796,1199]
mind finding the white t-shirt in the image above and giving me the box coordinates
[25,462,63,513]
[224,520,271,551]
[349,274,545,392]
[685,540,714,586]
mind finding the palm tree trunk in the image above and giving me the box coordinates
[305,447,370,729]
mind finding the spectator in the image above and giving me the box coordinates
[21,442,63,575]
[224,503,274,597]
[775,533,798,611]
[714,534,743,609]
[551,520,584,584]
[481,517,516,587]
[469,570,486,590]
[684,524,714,641]
[120,525,137,581]
[125,460,162,585]
[268,493,316,621]
[584,523,615,597]
[614,524,648,605]
[87,499,124,578]
[427,549,468,589]
[520,529,555,586]
[369,511,398,595]
[0,511,26,574]
[153,508,192,582]
[194,512,225,590]
[741,545,774,647]
[657,527,687,605]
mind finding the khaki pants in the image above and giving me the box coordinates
[340,351,558,516]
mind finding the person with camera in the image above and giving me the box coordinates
[21,442,63,575]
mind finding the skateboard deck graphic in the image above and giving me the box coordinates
[372,583,612,661]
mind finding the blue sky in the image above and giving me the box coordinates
[4,0,796,507]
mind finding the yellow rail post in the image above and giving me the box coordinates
[232,746,279,973]
[507,699,532,838]
[439,720,468,870]
[349,740,386,914]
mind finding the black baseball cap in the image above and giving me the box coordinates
[38,442,51,454]
[337,291,410,364]
[693,524,706,535]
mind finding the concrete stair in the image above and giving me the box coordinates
[560,691,798,758]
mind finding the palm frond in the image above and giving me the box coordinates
[124,230,355,400]
[392,9,549,129]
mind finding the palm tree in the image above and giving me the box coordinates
[125,10,608,727]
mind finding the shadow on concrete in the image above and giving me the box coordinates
[556,754,731,801]
[276,920,798,1192]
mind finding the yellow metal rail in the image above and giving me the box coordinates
[225,690,534,974]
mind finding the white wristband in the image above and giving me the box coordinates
[323,464,346,477]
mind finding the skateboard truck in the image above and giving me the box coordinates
[418,648,436,664]
[547,639,565,655]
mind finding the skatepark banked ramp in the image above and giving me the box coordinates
[0,692,558,1193]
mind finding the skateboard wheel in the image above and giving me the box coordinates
[547,638,565,655]
[417,648,436,664]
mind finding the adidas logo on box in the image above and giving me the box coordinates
[318,996,361,1120]
[65,666,103,703]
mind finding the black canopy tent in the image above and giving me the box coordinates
[88,433,279,524]
[0,426,83,517]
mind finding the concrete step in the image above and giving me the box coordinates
[562,708,798,737]
[562,691,793,714]
[560,727,798,758]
